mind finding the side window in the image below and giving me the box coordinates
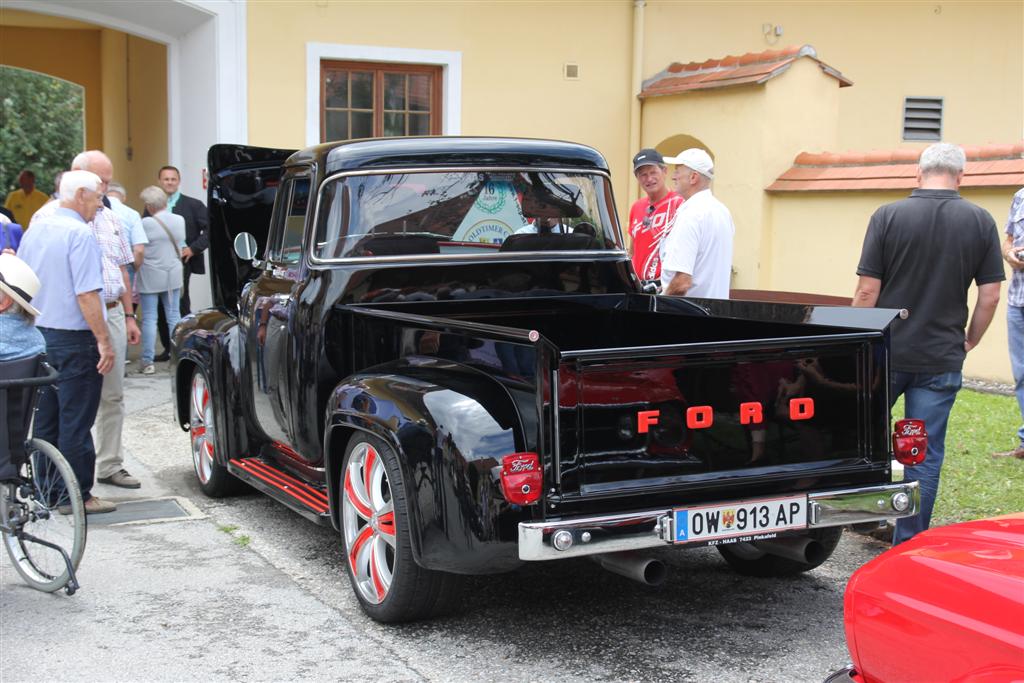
[267,174,311,265]
[313,179,350,260]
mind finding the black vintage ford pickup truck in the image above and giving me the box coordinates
[172,137,921,623]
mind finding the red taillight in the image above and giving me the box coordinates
[892,418,927,466]
[500,452,542,506]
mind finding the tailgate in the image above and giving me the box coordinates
[553,334,888,500]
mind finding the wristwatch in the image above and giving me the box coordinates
[125,313,137,319]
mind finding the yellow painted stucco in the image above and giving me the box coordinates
[100,30,169,207]
[245,0,635,205]
[642,0,1023,151]
[768,188,1016,382]
[643,58,842,289]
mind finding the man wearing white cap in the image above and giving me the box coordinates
[659,148,735,298]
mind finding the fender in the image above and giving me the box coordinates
[172,310,252,465]
[324,357,532,574]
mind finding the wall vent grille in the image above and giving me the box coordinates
[902,97,943,141]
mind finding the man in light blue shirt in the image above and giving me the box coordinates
[16,170,118,514]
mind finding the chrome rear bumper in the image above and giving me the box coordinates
[519,482,918,561]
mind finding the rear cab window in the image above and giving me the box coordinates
[313,170,620,260]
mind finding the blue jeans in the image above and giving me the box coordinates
[1009,305,1024,447]
[34,328,104,502]
[890,370,962,545]
[140,289,180,365]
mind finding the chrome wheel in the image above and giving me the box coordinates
[342,440,396,605]
[189,372,215,484]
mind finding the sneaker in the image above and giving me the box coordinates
[98,469,141,489]
[84,497,118,514]
[154,351,170,362]
[141,364,155,375]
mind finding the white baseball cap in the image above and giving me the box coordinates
[0,252,42,317]
[663,148,714,179]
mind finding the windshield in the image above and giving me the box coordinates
[313,170,620,260]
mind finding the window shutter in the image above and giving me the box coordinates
[902,97,943,141]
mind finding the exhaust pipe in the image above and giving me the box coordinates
[752,536,826,565]
[592,552,667,586]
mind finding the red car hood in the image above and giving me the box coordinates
[844,513,1024,683]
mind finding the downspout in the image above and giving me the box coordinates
[626,0,646,234]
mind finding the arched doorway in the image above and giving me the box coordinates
[0,66,85,195]
[654,134,714,162]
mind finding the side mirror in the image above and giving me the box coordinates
[233,232,260,262]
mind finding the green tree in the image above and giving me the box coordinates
[0,66,85,197]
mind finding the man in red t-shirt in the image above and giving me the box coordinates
[627,148,683,281]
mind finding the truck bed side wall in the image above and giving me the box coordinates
[323,311,549,574]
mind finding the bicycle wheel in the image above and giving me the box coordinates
[0,438,86,593]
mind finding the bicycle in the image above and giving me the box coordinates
[0,354,86,595]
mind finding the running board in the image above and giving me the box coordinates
[228,458,332,525]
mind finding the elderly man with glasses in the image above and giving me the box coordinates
[17,170,118,514]
[31,151,142,492]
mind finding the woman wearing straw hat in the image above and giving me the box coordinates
[0,252,45,361]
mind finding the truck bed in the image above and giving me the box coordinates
[340,293,895,517]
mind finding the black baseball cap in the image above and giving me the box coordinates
[632,148,665,172]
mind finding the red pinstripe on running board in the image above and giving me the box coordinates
[230,458,329,513]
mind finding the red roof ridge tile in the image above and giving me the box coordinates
[640,44,851,98]
[771,141,1024,192]
[676,44,807,72]
[791,141,1024,167]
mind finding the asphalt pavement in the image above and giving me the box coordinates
[0,363,893,683]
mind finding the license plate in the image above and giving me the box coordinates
[673,495,807,545]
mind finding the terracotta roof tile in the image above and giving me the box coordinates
[767,142,1024,192]
[641,44,851,99]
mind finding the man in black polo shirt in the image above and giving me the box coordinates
[853,142,1004,544]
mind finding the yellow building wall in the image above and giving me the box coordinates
[642,59,841,289]
[642,1,1023,151]
[768,188,1016,382]
[643,86,764,290]
[100,30,169,210]
[760,59,842,287]
[0,25,104,154]
[245,1,635,208]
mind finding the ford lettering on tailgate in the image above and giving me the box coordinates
[674,495,807,545]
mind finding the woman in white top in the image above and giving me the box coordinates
[138,186,186,373]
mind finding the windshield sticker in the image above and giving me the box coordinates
[453,181,523,243]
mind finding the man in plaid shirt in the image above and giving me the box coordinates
[996,188,1024,459]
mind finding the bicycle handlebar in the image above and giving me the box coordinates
[0,362,59,389]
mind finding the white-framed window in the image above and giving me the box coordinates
[306,43,461,147]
